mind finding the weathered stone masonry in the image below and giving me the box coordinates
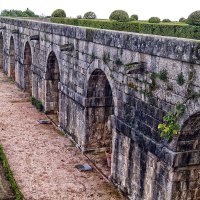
[0,17,200,199]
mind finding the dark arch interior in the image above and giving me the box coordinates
[24,42,32,94]
[9,36,15,80]
[0,33,3,68]
[85,69,114,150]
[178,112,200,152]
[46,51,60,118]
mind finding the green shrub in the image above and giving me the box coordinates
[130,14,138,21]
[162,19,171,22]
[31,97,44,112]
[179,17,186,22]
[109,10,129,22]
[77,15,82,19]
[83,11,96,19]
[187,10,200,25]
[148,17,161,23]
[51,9,66,18]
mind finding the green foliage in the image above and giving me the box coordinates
[51,9,66,18]
[24,8,37,17]
[83,11,96,19]
[90,52,97,61]
[130,14,138,21]
[77,15,82,19]
[31,96,43,112]
[159,69,168,81]
[162,19,171,22]
[103,52,110,64]
[176,72,185,86]
[0,8,37,17]
[179,17,186,22]
[187,10,200,26]
[109,10,129,22]
[115,58,123,66]
[0,145,23,200]
[50,18,200,40]
[148,17,161,23]
[158,103,186,140]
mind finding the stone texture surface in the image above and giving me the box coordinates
[0,17,200,199]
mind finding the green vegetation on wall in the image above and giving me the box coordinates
[50,17,200,40]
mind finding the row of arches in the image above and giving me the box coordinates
[0,33,114,152]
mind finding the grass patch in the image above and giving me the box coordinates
[31,96,44,112]
[0,145,23,200]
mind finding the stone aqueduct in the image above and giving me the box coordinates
[0,17,200,199]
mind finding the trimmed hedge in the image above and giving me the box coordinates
[187,10,200,26]
[130,14,138,21]
[50,17,200,40]
[148,17,160,23]
[51,9,66,18]
[109,10,129,22]
[83,11,96,19]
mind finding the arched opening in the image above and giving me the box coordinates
[0,33,3,68]
[171,113,200,199]
[9,36,15,80]
[85,69,114,177]
[23,42,32,94]
[178,112,200,152]
[45,51,60,124]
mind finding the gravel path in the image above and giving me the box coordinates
[0,70,124,200]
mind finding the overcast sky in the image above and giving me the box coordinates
[1,0,200,21]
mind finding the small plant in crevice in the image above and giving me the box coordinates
[149,72,158,91]
[31,96,44,112]
[158,69,168,81]
[90,52,97,61]
[128,82,138,91]
[188,71,194,81]
[176,72,185,86]
[102,52,110,64]
[115,58,123,66]
[158,102,186,140]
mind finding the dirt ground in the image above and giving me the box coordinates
[0,70,125,200]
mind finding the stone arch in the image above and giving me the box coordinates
[45,51,60,117]
[9,36,15,80]
[85,69,114,150]
[0,33,3,68]
[177,112,200,152]
[23,41,32,94]
[170,112,200,200]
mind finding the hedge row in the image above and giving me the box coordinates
[50,17,200,40]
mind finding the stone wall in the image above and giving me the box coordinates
[0,17,200,199]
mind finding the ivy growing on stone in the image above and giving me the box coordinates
[158,102,186,140]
